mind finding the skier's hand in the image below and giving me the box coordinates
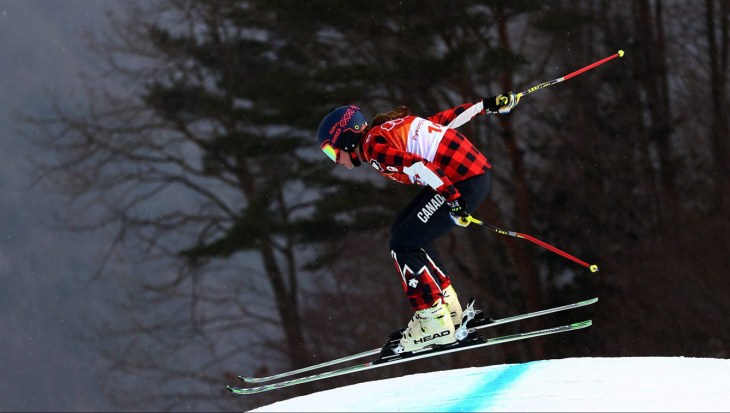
[484,92,520,114]
[447,197,471,227]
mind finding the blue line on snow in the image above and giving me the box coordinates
[447,363,531,412]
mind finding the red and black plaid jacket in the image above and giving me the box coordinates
[360,102,491,201]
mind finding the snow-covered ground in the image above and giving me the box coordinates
[251,357,730,412]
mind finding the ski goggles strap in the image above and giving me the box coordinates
[320,141,339,162]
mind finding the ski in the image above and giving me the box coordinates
[227,320,592,394]
[240,297,597,384]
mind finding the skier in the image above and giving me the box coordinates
[316,93,519,352]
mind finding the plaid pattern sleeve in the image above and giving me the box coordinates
[432,129,491,194]
[427,102,485,126]
[364,136,460,200]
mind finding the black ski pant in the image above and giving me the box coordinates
[389,172,491,311]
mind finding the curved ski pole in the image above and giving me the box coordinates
[446,50,624,128]
[464,216,599,273]
[516,50,625,100]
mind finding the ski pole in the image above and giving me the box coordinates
[465,216,599,273]
[516,50,625,100]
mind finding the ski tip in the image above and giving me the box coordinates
[240,376,263,383]
[228,385,265,395]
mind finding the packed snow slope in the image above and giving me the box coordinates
[251,357,730,412]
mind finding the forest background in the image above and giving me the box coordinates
[1,1,728,411]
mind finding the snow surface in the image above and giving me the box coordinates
[251,357,730,412]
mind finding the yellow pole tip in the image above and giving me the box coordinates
[589,264,599,272]
[618,50,625,57]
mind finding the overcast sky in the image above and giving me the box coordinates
[0,1,118,410]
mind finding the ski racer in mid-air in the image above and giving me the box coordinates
[316,92,519,352]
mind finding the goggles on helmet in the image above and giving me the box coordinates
[320,141,339,163]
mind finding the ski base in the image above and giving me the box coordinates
[227,320,592,395]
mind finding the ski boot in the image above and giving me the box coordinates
[442,284,463,326]
[383,299,456,356]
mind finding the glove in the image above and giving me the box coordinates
[446,197,471,227]
[484,92,520,114]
